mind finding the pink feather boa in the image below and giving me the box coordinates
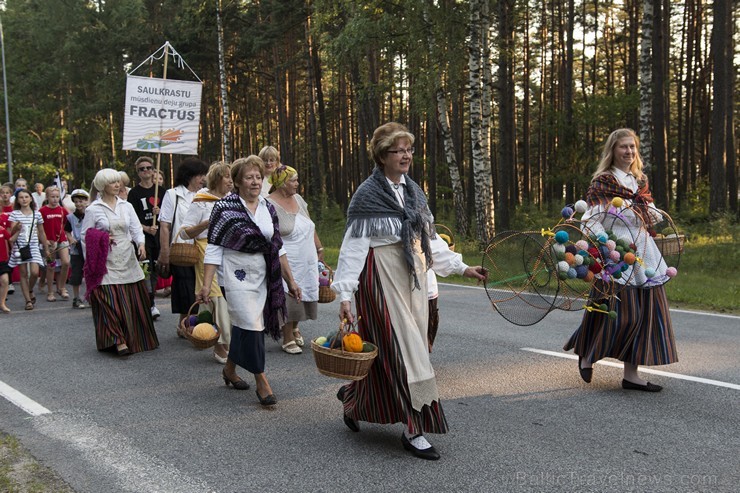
[83,228,110,300]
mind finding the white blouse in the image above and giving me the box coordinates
[80,197,145,248]
[332,176,467,302]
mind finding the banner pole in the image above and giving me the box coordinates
[152,42,170,227]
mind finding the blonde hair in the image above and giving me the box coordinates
[258,146,279,164]
[207,161,232,190]
[370,122,415,168]
[44,185,60,196]
[91,168,122,194]
[231,156,265,193]
[593,128,645,182]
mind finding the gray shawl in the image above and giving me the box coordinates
[346,167,435,288]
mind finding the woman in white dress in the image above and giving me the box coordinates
[266,165,325,354]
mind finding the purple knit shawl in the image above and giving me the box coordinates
[83,227,110,300]
[208,193,286,340]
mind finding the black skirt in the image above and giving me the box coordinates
[169,264,195,314]
[228,326,265,374]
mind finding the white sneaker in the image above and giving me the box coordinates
[151,306,161,320]
[7,284,14,295]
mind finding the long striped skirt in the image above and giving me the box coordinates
[564,282,678,366]
[90,281,159,353]
[340,248,448,435]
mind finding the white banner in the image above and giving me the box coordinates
[122,75,202,155]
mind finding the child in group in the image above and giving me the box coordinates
[0,210,19,313]
[64,189,89,308]
[8,189,50,310]
[39,186,71,301]
[0,184,13,213]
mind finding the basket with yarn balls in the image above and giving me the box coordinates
[318,262,336,303]
[435,224,455,251]
[180,300,221,349]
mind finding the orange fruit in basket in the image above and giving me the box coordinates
[342,333,363,352]
[192,323,217,340]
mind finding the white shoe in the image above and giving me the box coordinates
[7,284,14,295]
[151,306,161,320]
[281,341,302,354]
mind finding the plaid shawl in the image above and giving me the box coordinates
[346,167,434,289]
[586,171,654,222]
[208,193,285,340]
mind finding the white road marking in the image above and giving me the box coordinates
[0,380,51,416]
[520,347,740,390]
[439,282,740,319]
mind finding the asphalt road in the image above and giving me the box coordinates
[1,283,738,493]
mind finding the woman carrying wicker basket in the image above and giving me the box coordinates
[197,156,301,407]
[563,128,678,392]
[266,165,325,355]
[332,123,488,460]
[179,162,233,364]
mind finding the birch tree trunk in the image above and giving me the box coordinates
[639,0,653,168]
[422,1,468,237]
[216,0,232,163]
[468,0,495,245]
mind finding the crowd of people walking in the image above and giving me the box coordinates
[0,124,676,460]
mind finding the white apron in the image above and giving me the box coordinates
[221,248,267,332]
[101,207,144,286]
[281,212,319,302]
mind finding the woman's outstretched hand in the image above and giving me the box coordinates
[463,265,489,284]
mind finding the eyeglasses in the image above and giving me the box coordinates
[387,147,415,156]
[137,166,153,171]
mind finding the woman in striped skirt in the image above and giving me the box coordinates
[81,169,159,356]
[332,122,487,460]
[564,128,678,391]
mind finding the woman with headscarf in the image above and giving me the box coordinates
[81,168,158,356]
[266,165,325,354]
[332,122,488,460]
[197,156,301,407]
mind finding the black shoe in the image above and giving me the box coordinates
[578,357,592,383]
[222,369,250,390]
[401,433,440,461]
[336,386,346,402]
[256,390,277,406]
[622,379,662,392]
[336,386,359,431]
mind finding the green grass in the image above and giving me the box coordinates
[315,203,739,314]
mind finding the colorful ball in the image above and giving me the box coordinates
[605,240,616,252]
[191,323,217,340]
[609,250,621,262]
[589,262,602,274]
[575,240,589,251]
[564,252,575,266]
[555,230,570,244]
[666,267,678,278]
[611,197,624,208]
[599,303,608,312]
[645,268,656,278]
[623,252,636,265]
[188,315,198,327]
[575,265,588,279]
[565,245,577,255]
[608,311,618,320]
[574,254,584,266]
[561,206,574,219]
[574,200,588,213]
[557,260,570,273]
[596,232,608,244]
[612,271,622,279]
[558,271,568,280]
[584,271,595,283]
[567,268,577,279]
[552,243,566,254]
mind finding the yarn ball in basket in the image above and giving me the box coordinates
[196,310,214,324]
[191,323,217,340]
[188,315,198,327]
[342,333,364,353]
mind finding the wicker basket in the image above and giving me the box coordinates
[180,301,221,349]
[654,234,685,256]
[435,224,456,252]
[310,322,377,380]
[318,265,336,303]
[169,228,199,267]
